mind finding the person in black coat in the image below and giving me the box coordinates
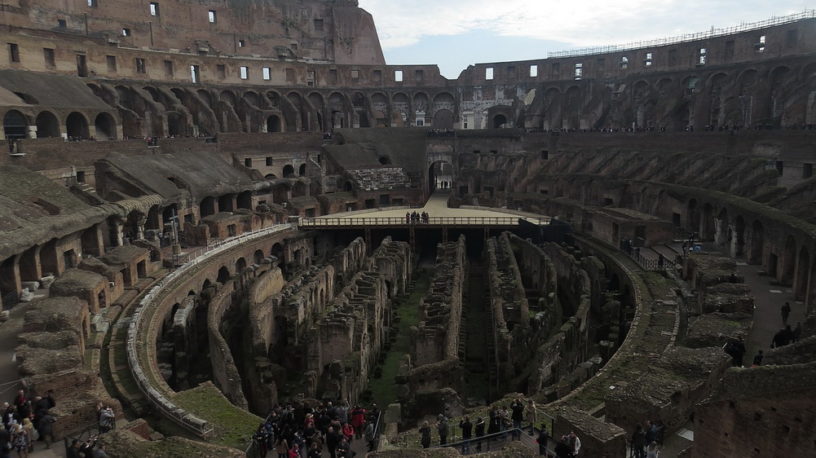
[474,418,485,452]
[536,426,549,456]
[554,436,572,458]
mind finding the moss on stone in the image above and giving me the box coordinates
[172,382,263,451]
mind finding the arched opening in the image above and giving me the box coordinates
[432,109,454,129]
[270,243,284,263]
[687,199,700,236]
[267,115,282,133]
[3,110,28,141]
[492,114,508,129]
[283,165,295,178]
[428,160,454,194]
[94,112,117,140]
[343,181,353,192]
[218,194,235,212]
[701,203,715,241]
[217,266,230,284]
[237,191,252,210]
[167,112,185,137]
[35,112,60,138]
[0,257,18,306]
[795,247,810,301]
[66,112,89,139]
[199,196,216,218]
[235,257,247,273]
[782,236,797,286]
[750,220,764,265]
[253,250,265,265]
[298,164,307,176]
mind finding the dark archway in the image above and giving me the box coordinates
[267,115,282,133]
[687,199,700,236]
[702,203,715,241]
[429,160,454,194]
[235,257,247,273]
[94,112,117,140]
[35,111,60,138]
[298,164,307,176]
[217,266,230,284]
[167,112,185,137]
[253,250,264,266]
[782,236,797,286]
[66,112,89,139]
[283,165,295,178]
[492,114,508,129]
[270,243,284,263]
[237,191,252,210]
[200,196,216,218]
[3,110,28,141]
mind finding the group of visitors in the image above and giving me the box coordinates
[771,302,802,349]
[630,420,665,458]
[252,401,379,458]
[0,389,57,458]
[406,211,430,224]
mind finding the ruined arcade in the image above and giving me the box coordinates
[0,1,815,457]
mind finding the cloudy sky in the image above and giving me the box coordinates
[357,0,812,78]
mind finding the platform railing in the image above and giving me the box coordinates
[298,216,551,227]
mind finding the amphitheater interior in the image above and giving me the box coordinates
[0,2,815,457]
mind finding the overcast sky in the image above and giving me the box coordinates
[357,0,812,79]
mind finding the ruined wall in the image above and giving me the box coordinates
[411,235,466,365]
[206,277,249,409]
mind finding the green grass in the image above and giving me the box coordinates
[173,383,263,451]
[368,270,431,408]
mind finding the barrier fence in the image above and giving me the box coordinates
[298,216,545,227]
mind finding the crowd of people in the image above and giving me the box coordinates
[406,211,431,224]
[629,420,665,458]
[0,389,58,458]
[252,401,379,458]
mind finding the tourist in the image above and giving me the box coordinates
[474,417,485,451]
[98,405,115,433]
[646,441,660,458]
[771,325,794,348]
[511,398,524,439]
[364,421,375,451]
[335,437,351,458]
[723,337,746,367]
[752,350,764,366]
[526,400,537,435]
[554,436,572,458]
[341,422,354,444]
[631,424,646,458]
[459,416,472,454]
[10,423,28,458]
[536,424,549,456]
[781,302,791,325]
[436,414,448,445]
[326,425,339,457]
[275,436,289,458]
[20,419,34,454]
[405,212,411,224]
[568,431,581,456]
[287,443,299,458]
[419,421,431,448]
[350,406,366,439]
[35,412,54,449]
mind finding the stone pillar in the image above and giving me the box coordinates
[714,218,727,247]
[729,224,739,258]
[27,126,37,139]
[136,215,147,241]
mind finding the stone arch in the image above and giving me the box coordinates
[235,257,247,273]
[66,112,90,139]
[253,249,264,265]
[219,90,238,107]
[428,160,455,194]
[328,92,348,129]
[167,112,186,136]
[370,92,389,127]
[413,92,429,125]
[795,246,810,301]
[270,243,284,261]
[267,115,282,133]
[237,191,252,210]
[492,114,508,129]
[283,165,295,178]
[35,111,60,138]
[94,112,117,140]
[392,92,410,126]
[299,164,307,176]
[749,220,764,265]
[217,266,230,284]
[308,92,325,131]
[3,109,28,141]
[197,89,214,108]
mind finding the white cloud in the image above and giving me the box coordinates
[359,0,812,51]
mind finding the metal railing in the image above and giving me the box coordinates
[549,9,815,58]
[298,216,534,227]
[126,224,295,439]
[428,427,555,456]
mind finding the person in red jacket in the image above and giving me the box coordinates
[350,406,366,439]
[341,422,354,443]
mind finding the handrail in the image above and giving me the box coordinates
[298,216,552,227]
[126,224,294,439]
[549,9,816,58]
[430,427,555,456]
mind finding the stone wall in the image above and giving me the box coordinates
[411,235,466,365]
